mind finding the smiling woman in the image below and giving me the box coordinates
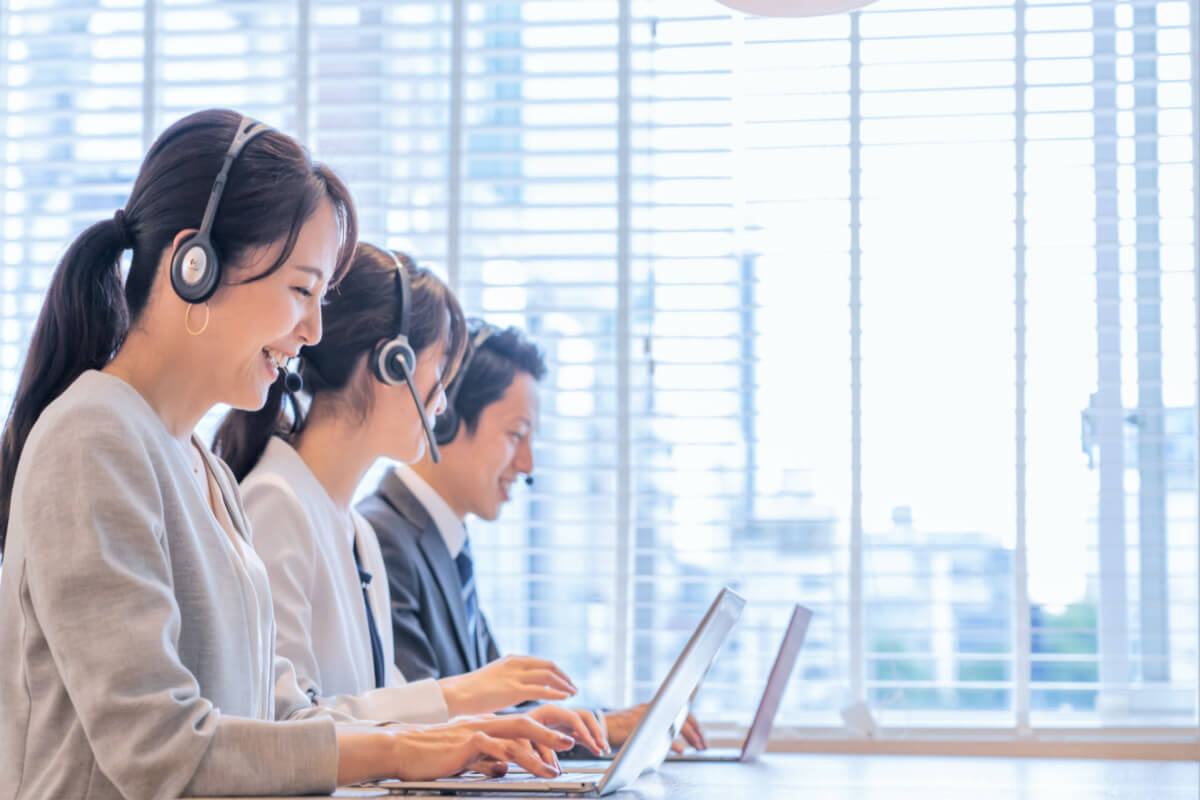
[0,110,576,800]
[195,200,339,412]
[0,108,358,543]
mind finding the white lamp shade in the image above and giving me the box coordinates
[715,0,877,16]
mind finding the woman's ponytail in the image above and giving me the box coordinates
[0,215,132,551]
[0,108,359,556]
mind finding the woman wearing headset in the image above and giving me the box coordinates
[213,243,608,760]
[0,110,572,800]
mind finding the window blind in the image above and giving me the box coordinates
[1022,0,1199,727]
[1,0,143,408]
[625,2,852,725]
[2,0,1197,734]
[309,0,453,268]
[856,1,1020,727]
[152,0,299,134]
[455,0,625,706]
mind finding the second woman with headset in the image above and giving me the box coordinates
[214,243,609,758]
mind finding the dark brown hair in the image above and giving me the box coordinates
[213,242,468,482]
[0,108,358,553]
[454,323,547,438]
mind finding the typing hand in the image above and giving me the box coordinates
[383,715,575,781]
[439,654,578,716]
[671,712,708,754]
[524,704,610,756]
[603,704,708,752]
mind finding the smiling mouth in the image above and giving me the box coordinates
[263,347,292,370]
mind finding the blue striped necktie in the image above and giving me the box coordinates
[455,537,479,651]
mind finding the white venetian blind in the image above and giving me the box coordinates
[453,0,1199,730]
[625,2,851,725]
[151,0,299,134]
[1,0,1197,734]
[1021,0,1199,727]
[856,1,1019,727]
[1,0,143,412]
[309,0,452,266]
[454,0,624,708]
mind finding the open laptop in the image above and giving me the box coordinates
[372,586,746,796]
[569,603,811,766]
[669,603,811,762]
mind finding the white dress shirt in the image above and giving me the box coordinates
[392,464,467,558]
[242,437,449,724]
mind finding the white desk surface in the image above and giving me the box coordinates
[193,753,1200,799]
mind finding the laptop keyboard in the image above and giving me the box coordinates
[459,771,594,783]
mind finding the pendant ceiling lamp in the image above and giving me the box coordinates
[714,0,877,16]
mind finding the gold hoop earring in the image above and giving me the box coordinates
[184,303,210,336]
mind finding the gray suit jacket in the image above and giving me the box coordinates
[358,470,604,760]
[0,371,337,800]
[357,470,500,681]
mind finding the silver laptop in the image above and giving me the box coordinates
[670,603,811,762]
[372,586,746,796]
[566,603,811,767]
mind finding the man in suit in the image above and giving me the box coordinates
[358,321,706,752]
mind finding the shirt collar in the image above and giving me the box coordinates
[392,464,467,558]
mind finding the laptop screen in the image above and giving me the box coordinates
[598,587,746,794]
[740,603,812,760]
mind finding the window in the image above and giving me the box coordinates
[2,0,1196,735]
[1,0,143,401]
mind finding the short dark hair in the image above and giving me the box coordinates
[455,322,547,438]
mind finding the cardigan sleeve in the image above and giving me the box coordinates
[16,415,337,799]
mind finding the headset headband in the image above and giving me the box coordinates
[170,115,271,304]
[199,118,271,236]
[391,251,412,339]
[445,321,497,417]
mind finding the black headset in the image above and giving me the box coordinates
[170,116,271,305]
[370,251,441,463]
[433,320,498,446]
[431,319,534,486]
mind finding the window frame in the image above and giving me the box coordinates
[0,0,1196,749]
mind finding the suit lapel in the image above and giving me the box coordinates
[378,470,478,672]
[418,529,478,672]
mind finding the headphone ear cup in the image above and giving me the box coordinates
[372,336,417,386]
[433,405,459,446]
[170,234,221,304]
